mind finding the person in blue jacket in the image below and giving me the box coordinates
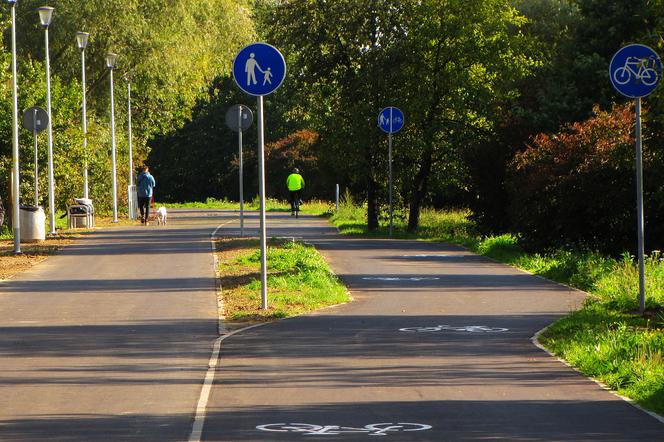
[136,165,156,225]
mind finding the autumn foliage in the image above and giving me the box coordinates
[507,103,653,253]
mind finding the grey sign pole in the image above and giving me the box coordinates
[388,108,394,236]
[336,184,339,212]
[33,109,38,206]
[225,104,253,236]
[232,42,286,311]
[128,80,133,187]
[609,45,662,314]
[10,1,20,254]
[44,24,56,235]
[635,97,646,313]
[238,105,245,237]
[257,96,268,310]
[22,107,49,208]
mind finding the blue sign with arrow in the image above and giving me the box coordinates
[609,44,662,98]
[378,107,404,134]
[233,42,286,96]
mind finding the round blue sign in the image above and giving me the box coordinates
[378,107,404,134]
[233,43,286,96]
[609,44,662,98]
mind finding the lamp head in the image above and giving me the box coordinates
[76,32,89,50]
[106,52,118,69]
[7,0,18,6]
[38,6,54,28]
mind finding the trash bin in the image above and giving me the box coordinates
[68,199,94,228]
[19,205,46,242]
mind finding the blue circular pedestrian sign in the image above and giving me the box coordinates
[233,42,286,96]
[378,107,404,134]
[609,44,662,98]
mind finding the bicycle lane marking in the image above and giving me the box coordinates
[256,422,433,436]
[189,217,272,442]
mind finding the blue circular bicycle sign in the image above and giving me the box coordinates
[609,44,662,98]
[378,107,404,134]
[233,42,286,96]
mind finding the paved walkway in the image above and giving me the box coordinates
[202,213,664,441]
[0,210,225,441]
[1,209,662,441]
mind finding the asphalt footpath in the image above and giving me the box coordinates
[201,213,664,441]
[0,209,233,441]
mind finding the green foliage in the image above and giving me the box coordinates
[0,1,254,222]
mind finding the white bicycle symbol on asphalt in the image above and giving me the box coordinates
[256,422,432,436]
[399,325,509,333]
[613,56,659,86]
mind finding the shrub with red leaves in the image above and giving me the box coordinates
[507,103,650,253]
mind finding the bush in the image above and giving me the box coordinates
[506,103,651,254]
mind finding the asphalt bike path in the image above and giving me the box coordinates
[0,209,238,441]
[202,213,663,441]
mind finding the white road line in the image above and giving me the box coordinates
[188,323,270,442]
[189,217,245,442]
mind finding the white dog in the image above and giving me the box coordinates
[156,206,167,225]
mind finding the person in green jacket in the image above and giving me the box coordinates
[286,168,305,217]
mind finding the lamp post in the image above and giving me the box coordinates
[126,77,137,220]
[38,6,56,235]
[8,0,20,254]
[106,53,118,223]
[106,53,119,223]
[76,31,89,199]
[127,79,133,188]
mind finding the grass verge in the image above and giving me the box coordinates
[214,237,350,324]
[327,200,664,416]
[163,197,334,215]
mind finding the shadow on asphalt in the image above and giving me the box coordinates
[200,400,663,441]
[0,277,213,293]
[0,413,193,441]
[0,319,216,360]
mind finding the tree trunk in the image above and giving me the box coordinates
[366,133,379,230]
[407,145,433,232]
[367,174,378,230]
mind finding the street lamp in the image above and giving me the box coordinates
[126,76,137,220]
[76,31,89,199]
[38,6,56,235]
[8,0,21,253]
[107,52,118,223]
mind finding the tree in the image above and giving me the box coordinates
[395,0,536,231]
[258,0,413,229]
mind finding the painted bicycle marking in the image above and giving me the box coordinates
[256,422,432,436]
[399,325,509,333]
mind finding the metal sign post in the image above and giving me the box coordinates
[238,106,244,236]
[233,42,287,310]
[33,110,38,206]
[378,106,405,236]
[609,44,662,314]
[225,104,253,237]
[9,0,20,254]
[22,106,49,207]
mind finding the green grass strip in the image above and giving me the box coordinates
[216,237,350,322]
